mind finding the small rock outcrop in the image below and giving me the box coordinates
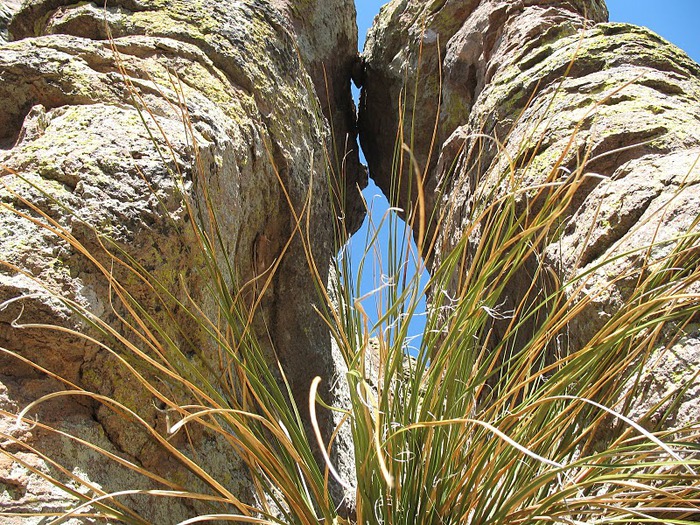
[0,0,362,521]
[360,0,699,431]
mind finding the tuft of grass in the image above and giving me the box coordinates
[327,153,700,523]
[323,32,700,525]
[0,25,698,525]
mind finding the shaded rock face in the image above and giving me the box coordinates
[361,0,699,430]
[0,0,361,521]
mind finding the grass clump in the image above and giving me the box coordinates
[330,144,700,523]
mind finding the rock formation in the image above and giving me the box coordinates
[360,0,699,431]
[0,0,362,521]
[0,0,18,43]
[1,0,699,521]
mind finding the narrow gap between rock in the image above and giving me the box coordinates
[349,1,430,351]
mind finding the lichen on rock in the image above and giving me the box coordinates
[0,0,361,520]
[360,0,700,439]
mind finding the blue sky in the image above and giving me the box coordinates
[349,1,700,343]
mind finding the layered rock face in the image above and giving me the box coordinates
[360,0,699,429]
[0,0,361,521]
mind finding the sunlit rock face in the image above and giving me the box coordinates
[360,0,700,434]
[0,0,361,520]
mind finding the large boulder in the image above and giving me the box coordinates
[0,0,361,521]
[360,0,700,431]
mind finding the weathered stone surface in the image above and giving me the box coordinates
[279,0,367,233]
[627,325,700,432]
[0,1,19,43]
[0,0,360,520]
[360,0,609,218]
[360,0,700,432]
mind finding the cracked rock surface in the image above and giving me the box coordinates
[0,0,361,521]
